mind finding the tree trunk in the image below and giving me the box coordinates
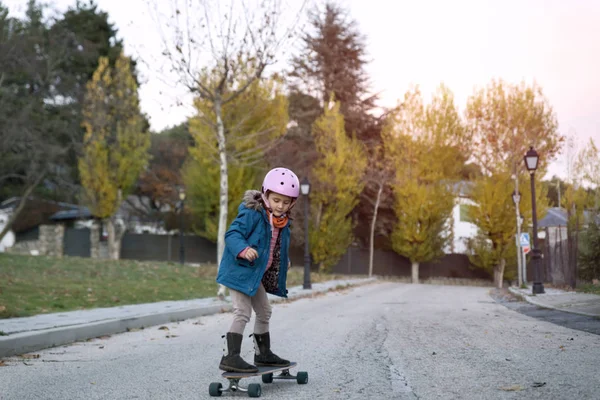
[106,218,118,260]
[90,221,100,259]
[107,189,125,260]
[494,258,506,289]
[411,261,419,284]
[0,173,45,244]
[369,183,383,278]
[215,98,229,299]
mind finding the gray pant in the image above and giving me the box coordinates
[229,283,272,335]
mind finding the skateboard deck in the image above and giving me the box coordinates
[221,362,297,379]
[209,361,308,398]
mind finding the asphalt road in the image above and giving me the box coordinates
[1,282,599,399]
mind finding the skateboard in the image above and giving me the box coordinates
[209,362,308,398]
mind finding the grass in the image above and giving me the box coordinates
[0,253,350,319]
[576,283,600,296]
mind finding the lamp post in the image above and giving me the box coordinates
[524,146,545,294]
[178,187,186,265]
[512,188,523,287]
[519,214,526,285]
[300,177,312,290]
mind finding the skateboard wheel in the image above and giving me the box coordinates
[248,383,261,398]
[262,373,273,384]
[296,371,308,384]
[209,382,222,397]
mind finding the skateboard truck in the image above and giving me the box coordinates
[209,363,308,398]
[210,379,262,398]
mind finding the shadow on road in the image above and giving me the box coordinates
[490,288,600,336]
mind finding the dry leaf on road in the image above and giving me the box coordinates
[500,385,525,391]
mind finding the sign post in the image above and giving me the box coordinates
[520,233,530,284]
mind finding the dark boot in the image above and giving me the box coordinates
[253,332,290,367]
[219,332,259,373]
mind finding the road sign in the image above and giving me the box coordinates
[522,245,531,255]
[520,233,530,247]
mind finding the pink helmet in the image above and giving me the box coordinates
[261,167,300,199]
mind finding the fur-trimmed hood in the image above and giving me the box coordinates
[242,190,264,211]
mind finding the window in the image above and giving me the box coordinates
[460,204,473,223]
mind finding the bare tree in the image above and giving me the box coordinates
[148,0,306,297]
[362,144,394,277]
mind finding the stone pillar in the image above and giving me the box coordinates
[54,224,65,258]
[38,225,51,255]
[90,221,100,259]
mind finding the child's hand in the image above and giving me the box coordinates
[245,248,259,261]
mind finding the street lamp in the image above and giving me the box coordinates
[178,187,186,265]
[300,177,312,290]
[524,146,544,294]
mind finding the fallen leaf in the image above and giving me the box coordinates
[19,354,40,359]
[126,328,140,333]
[99,346,104,349]
[559,345,565,351]
[158,326,169,331]
[500,385,525,391]
[166,335,179,339]
[0,360,8,367]
[193,321,203,325]
[532,382,546,388]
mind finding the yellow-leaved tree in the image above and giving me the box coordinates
[310,99,367,271]
[384,85,469,283]
[79,53,150,259]
[182,74,289,241]
[465,172,547,288]
[465,79,560,286]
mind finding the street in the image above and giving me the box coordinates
[1,282,599,399]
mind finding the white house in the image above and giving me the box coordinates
[0,208,16,252]
[450,196,479,254]
[444,181,478,254]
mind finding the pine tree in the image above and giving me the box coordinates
[290,1,377,142]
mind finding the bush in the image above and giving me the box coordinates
[578,216,600,281]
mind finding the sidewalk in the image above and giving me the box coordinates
[0,278,377,358]
[508,285,600,318]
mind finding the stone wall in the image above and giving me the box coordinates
[7,224,64,257]
[90,223,100,259]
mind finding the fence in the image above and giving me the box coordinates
[538,225,580,288]
[11,227,494,283]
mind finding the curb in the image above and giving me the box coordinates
[0,278,377,358]
[507,287,600,319]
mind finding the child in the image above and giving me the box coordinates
[216,167,300,373]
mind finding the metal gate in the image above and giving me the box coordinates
[63,227,91,257]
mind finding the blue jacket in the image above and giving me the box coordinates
[216,190,290,298]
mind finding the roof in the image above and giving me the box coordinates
[538,207,600,227]
[538,207,567,227]
[50,207,93,221]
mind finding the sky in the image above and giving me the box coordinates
[5,0,600,180]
